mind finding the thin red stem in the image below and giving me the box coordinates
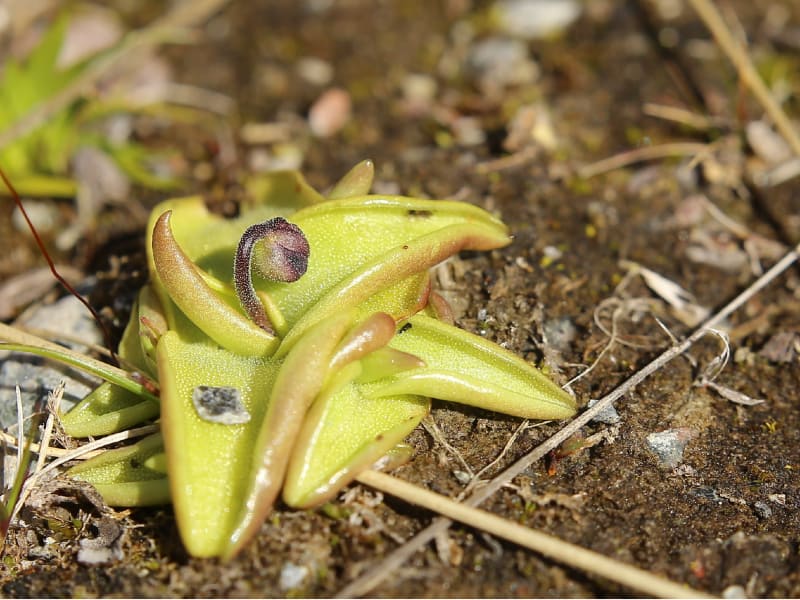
[0,167,118,364]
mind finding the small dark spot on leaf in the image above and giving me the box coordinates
[407,209,433,218]
[398,323,412,334]
[402,244,409,250]
[130,459,141,469]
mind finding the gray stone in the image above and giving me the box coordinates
[0,295,103,428]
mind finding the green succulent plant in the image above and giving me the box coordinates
[25,161,575,558]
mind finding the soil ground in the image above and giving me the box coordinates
[1,0,799,597]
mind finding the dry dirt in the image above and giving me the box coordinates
[1,0,799,597]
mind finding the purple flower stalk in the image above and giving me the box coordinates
[234,217,310,334]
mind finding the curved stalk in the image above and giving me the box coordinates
[233,217,310,334]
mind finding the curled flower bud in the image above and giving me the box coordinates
[234,217,310,334]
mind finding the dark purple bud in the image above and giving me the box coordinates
[234,217,310,334]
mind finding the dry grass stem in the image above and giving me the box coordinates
[642,102,727,131]
[13,386,23,488]
[578,142,708,178]
[422,416,474,479]
[475,146,539,174]
[338,241,800,597]
[687,0,800,156]
[460,419,531,498]
[357,469,711,599]
[34,382,63,474]
[0,430,108,460]
[10,424,159,522]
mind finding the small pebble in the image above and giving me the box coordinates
[467,37,538,90]
[308,88,352,137]
[402,73,437,109]
[11,201,60,235]
[542,245,563,260]
[279,562,309,590]
[645,428,696,468]
[722,585,747,599]
[587,398,621,425]
[746,120,791,165]
[543,317,577,353]
[495,0,582,40]
[690,486,722,503]
[753,501,772,519]
[192,385,250,425]
[451,116,486,146]
[296,56,334,86]
[453,470,471,484]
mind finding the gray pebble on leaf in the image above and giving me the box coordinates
[192,385,250,425]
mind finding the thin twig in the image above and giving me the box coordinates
[642,102,727,131]
[357,470,711,599]
[0,430,107,459]
[461,419,531,499]
[14,386,24,488]
[687,0,800,156]
[421,416,474,478]
[578,142,709,178]
[34,382,63,473]
[339,240,800,597]
[10,424,159,522]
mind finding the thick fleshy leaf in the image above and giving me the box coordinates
[244,169,325,212]
[68,433,169,506]
[372,315,577,419]
[60,382,159,438]
[329,312,398,371]
[151,210,280,357]
[269,196,510,330]
[280,312,430,509]
[282,377,429,509]
[156,310,281,558]
[277,220,510,354]
[224,311,356,558]
[62,286,162,438]
[327,159,374,199]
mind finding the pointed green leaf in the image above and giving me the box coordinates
[278,219,510,354]
[270,196,510,330]
[150,210,279,357]
[327,159,374,199]
[157,311,281,557]
[68,433,170,506]
[244,169,325,213]
[60,382,159,438]
[371,315,577,420]
[283,378,428,509]
[224,311,356,558]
